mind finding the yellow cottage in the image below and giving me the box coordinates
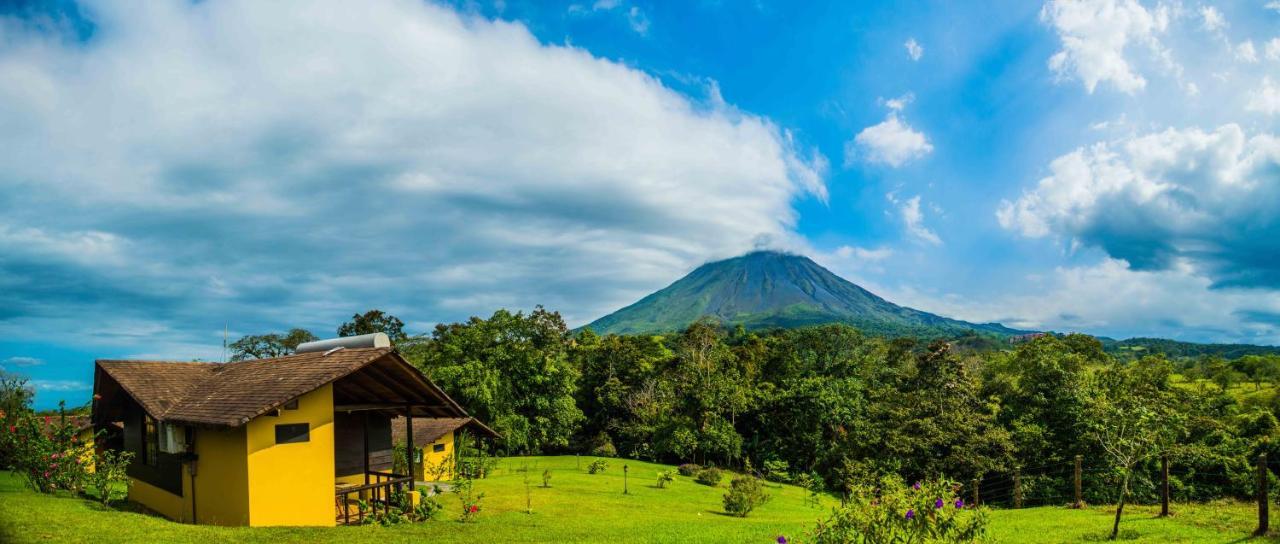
[391,416,499,482]
[90,334,492,526]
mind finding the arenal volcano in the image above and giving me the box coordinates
[584,250,1027,338]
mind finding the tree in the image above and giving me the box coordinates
[338,309,407,342]
[402,307,583,453]
[1085,357,1179,540]
[228,328,318,361]
[0,371,34,468]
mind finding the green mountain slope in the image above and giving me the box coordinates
[585,250,1027,338]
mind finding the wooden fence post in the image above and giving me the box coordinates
[1072,455,1083,509]
[971,478,979,507]
[1160,454,1169,517]
[1013,467,1022,509]
[1257,453,1269,536]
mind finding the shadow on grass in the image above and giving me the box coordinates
[1078,529,1142,541]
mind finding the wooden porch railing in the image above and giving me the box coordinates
[335,471,413,525]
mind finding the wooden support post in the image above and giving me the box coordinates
[1257,453,1269,536]
[1013,467,1022,509]
[363,412,371,486]
[1073,455,1083,509]
[1160,454,1169,517]
[971,478,979,507]
[624,464,629,495]
[405,408,415,492]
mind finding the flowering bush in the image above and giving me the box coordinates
[453,475,485,522]
[722,475,769,517]
[694,467,723,486]
[3,405,93,494]
[810,476,987,544]
[587,458,609,474]
[677,463,701,477]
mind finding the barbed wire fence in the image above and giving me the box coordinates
[949,452,1275,536]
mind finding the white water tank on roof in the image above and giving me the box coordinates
[295,333,391,353]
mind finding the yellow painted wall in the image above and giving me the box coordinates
[417,430,455,481]
[129,478,184,521]
[245,384,336,527]
[192,426,249,525]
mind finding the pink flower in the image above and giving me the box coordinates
[42,471,50,478]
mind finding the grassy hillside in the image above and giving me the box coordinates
[0,455,1275,543]
[585,251,1025,338]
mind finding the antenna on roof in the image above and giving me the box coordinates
[222,324,228,363]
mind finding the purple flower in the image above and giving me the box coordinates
[912,481,921,490]
[777,537,788,544]
[955,498,964,509]
[905,509,915,520]
[935,498,944,509]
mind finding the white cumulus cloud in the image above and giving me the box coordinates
[0,0,826,352]
[894,195,942,245]
[1041,0,1172,94]
[847,100,933,168]
[998,124,1280,288]
[904,38,923,61]
[1235,40,1259,63]
[1248,78,1280,115]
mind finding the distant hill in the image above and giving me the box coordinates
[584,250,1027,338]
[1100,337,1280,360]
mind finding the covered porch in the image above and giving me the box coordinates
[328,352,467,525]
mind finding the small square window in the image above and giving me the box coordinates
[432,443,445,453]
[275,423,310,444]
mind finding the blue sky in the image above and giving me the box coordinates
[1,0,1279,409]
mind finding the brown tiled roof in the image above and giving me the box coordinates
[94,360,218,419]
[391,416,501,447]
[97,348,399,427]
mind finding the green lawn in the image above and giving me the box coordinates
[0,455,1275,543]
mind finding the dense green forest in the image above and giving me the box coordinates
[385,308,1280,506]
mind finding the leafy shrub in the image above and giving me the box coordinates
[723,476,769,517]
[414,487,444,521]
[87,448,134,507]
[542,468,552,488]
[587,458,609,474]
[795,471,826,508]
[458,455,496,480]
[763,459,792,483]
[656,470,675,489]
[591,432,618,457]
[809,476,988,544]
[677,463,701,477]
[694,467,723,486]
